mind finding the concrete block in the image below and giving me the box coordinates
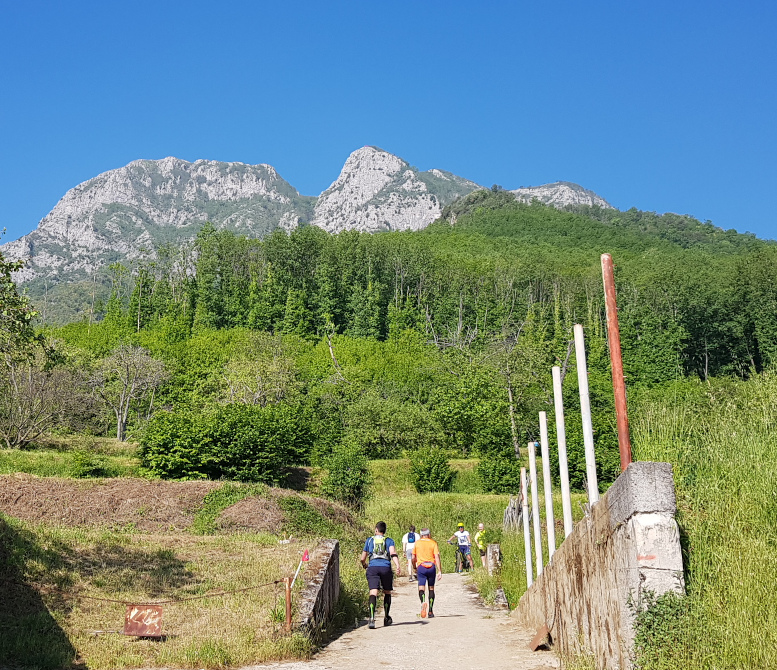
[606,462,676,530]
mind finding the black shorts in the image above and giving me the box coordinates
[366,564,393,591]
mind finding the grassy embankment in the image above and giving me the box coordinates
[624,375,777,669]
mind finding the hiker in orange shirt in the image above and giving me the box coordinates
[411,528,442,618]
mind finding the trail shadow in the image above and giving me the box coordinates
[65,543,196,597]
[282,467,311,492]
[0,515,83,669]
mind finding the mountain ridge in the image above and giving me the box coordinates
[2,147,613,291]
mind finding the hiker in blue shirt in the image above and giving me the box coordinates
[359,521,401,629]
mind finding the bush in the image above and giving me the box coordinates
[70,450,113,478]
[409,448,455,493]
[139,402,312,483]
[476,455,521,494]
[320,445,371,508]
[630,590,690,669]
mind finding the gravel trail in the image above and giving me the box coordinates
[255,572,558,670]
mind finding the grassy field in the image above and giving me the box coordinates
[0,436,141,478]
[0,473,367,670]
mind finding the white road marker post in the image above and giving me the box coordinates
[528,440,543,576]
[552,365,574,537]
[574,323,600,507]
[521,467,533,588]
[539,411,556,560]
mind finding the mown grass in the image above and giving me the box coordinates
[0,514,315,669]
[628,375,777,669]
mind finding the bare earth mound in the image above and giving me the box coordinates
[0,474,221,531]
[0,475,361,534]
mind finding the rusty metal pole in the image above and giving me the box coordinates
[601,253,632,471]
[284,577,292,632]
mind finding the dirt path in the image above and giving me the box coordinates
[256,573,558,670]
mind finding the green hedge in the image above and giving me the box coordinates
[139,403,311,483]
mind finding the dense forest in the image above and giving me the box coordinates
[4,191,777,493]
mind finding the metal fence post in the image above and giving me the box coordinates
[284,577,292,632]
[552,365,574,536]
[528,441,543,575]
[601,253,632,471]
[539,411,556,559]
[574,324,600,506]
[521,468,533,588]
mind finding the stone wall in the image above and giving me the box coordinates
[297,539,340,640]
[513,462,685,669]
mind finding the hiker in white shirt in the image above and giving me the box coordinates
[402,525,419,581]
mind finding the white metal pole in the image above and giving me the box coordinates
[521,467,533,588]
[574,324,600,506]
[528,441,543,576]
[552,365,574,537]
[539,411,556,559]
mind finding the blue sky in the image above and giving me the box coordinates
[2,1,776,241]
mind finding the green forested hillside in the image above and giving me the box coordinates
[0,195,767,491]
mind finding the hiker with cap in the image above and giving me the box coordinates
[411,528,442,618]
[360,521,401,629]
[448,522,475,571]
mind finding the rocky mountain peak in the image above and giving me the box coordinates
[511,181,612,209]
[311,147,480,234]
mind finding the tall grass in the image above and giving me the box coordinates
[630,374,777,669]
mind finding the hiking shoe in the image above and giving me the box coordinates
[428,611,435,618]
[368,618,376,629]
[420,603,428,619]
[384,615,393,626]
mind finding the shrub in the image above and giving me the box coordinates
[320,445,371,508]
[70,450,112,478]
[139,402,312,483]
[630,590,690,669]
[409,447,455,493]
[476,455,521,494]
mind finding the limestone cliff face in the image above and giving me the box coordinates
[2,157,314,282]
[510,181,612,209]
[311,147,481,233]
[2,150,612,290]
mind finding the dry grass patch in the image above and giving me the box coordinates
[1,517,317,669]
